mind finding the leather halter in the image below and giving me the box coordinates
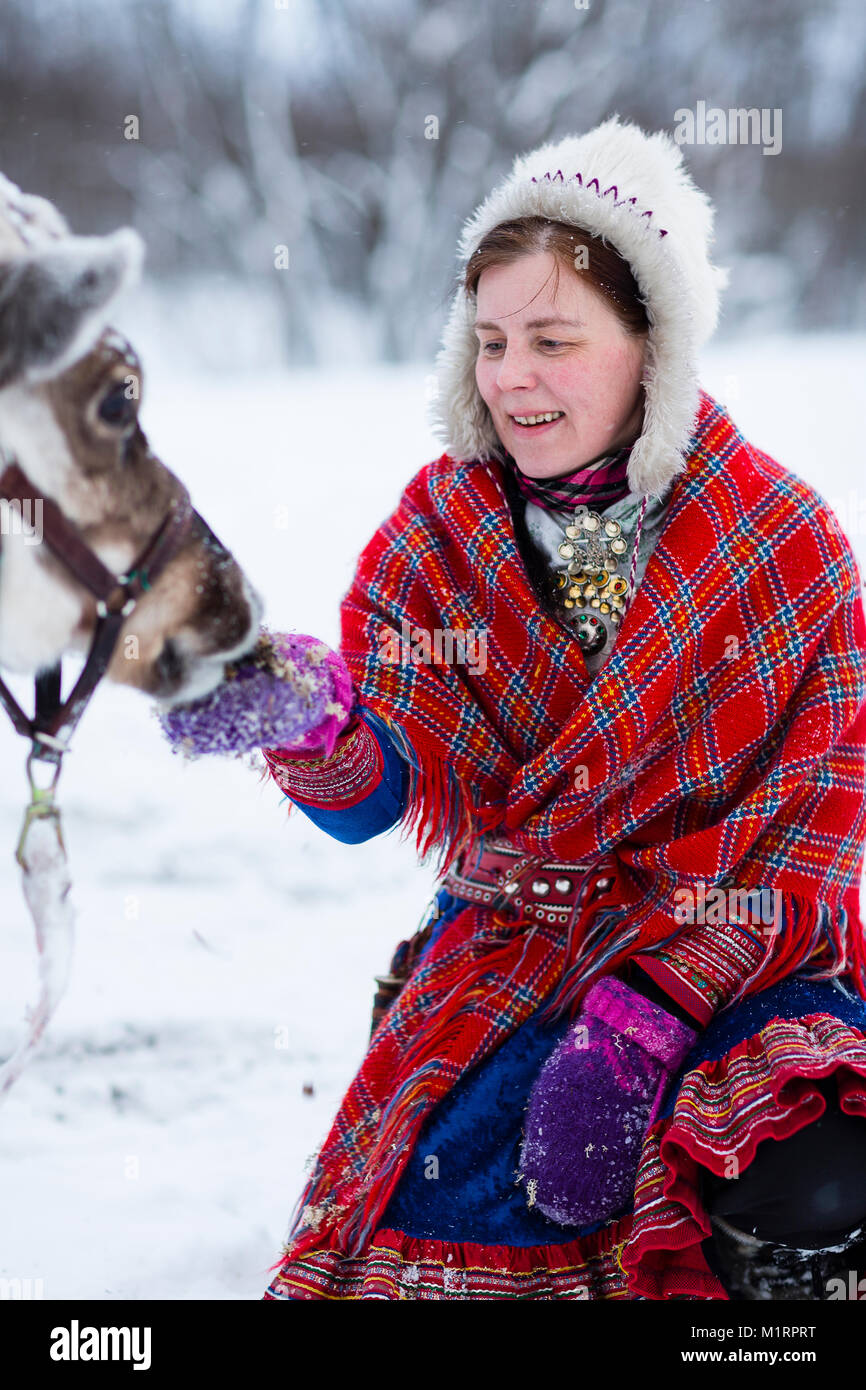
[0,457,196,764]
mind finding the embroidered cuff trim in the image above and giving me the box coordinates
[632,918,767,1026]
[262,718,383,810]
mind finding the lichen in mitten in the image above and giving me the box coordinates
[156,628,353,759]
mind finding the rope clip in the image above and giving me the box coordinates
[15,742,67,867]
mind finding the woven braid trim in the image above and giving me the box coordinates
[262,718,383,810]
[632,918,768,1026]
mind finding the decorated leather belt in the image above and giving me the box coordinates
[370,838,620,1037]
[440,835,617,925]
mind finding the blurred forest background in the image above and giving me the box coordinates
[1,0,864,369]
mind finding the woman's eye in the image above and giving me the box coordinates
[97,382,138,429]
[479,339,568,354]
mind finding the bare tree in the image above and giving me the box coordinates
[1,0,863,365]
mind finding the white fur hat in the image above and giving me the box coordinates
[429,115,728,500]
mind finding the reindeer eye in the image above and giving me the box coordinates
[97,380,137,429]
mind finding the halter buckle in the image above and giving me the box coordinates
[96,584,137,619]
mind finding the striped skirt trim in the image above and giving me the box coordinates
[263,1012,866,1300]
[263,1221,633,1300]
[624,1011,866,1300]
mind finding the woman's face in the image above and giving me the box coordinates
[473,251,647,478]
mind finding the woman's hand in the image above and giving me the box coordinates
[517,974,698,1228]
[156,628,356,759]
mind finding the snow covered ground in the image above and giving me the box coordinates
[1,337,864,1300]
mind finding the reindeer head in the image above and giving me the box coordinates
[0,175,263,707]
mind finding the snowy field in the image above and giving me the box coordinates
[1,336,864,1300]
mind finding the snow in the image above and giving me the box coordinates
[1,336,864,1299]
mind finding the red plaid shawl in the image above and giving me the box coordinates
[280,390,866,1263]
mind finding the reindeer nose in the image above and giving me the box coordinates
[155,637,184,687]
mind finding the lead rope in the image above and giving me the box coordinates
[0,744,75,1105]
[0,435,73,1105]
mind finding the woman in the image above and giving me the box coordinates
[161,116,866,1300]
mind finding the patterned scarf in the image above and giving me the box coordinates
[504,442,633,512]
[277,390,866,1267]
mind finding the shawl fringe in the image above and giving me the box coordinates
[541,891,866,1028]
[283,901,562,1261]
[367,709,503,877]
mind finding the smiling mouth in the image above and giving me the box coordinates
[510,411,565,428]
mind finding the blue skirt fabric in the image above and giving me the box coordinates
[381,889,866,1248]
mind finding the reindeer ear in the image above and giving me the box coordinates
[0,228,144,389]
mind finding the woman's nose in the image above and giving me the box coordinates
[495,345,538,393]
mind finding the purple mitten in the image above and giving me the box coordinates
[157,628,356,758]
[517,975,699,1227]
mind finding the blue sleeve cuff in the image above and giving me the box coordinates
[288,707,409,844]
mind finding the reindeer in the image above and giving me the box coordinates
[0,171,263,709]
[0,172,264,1099]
